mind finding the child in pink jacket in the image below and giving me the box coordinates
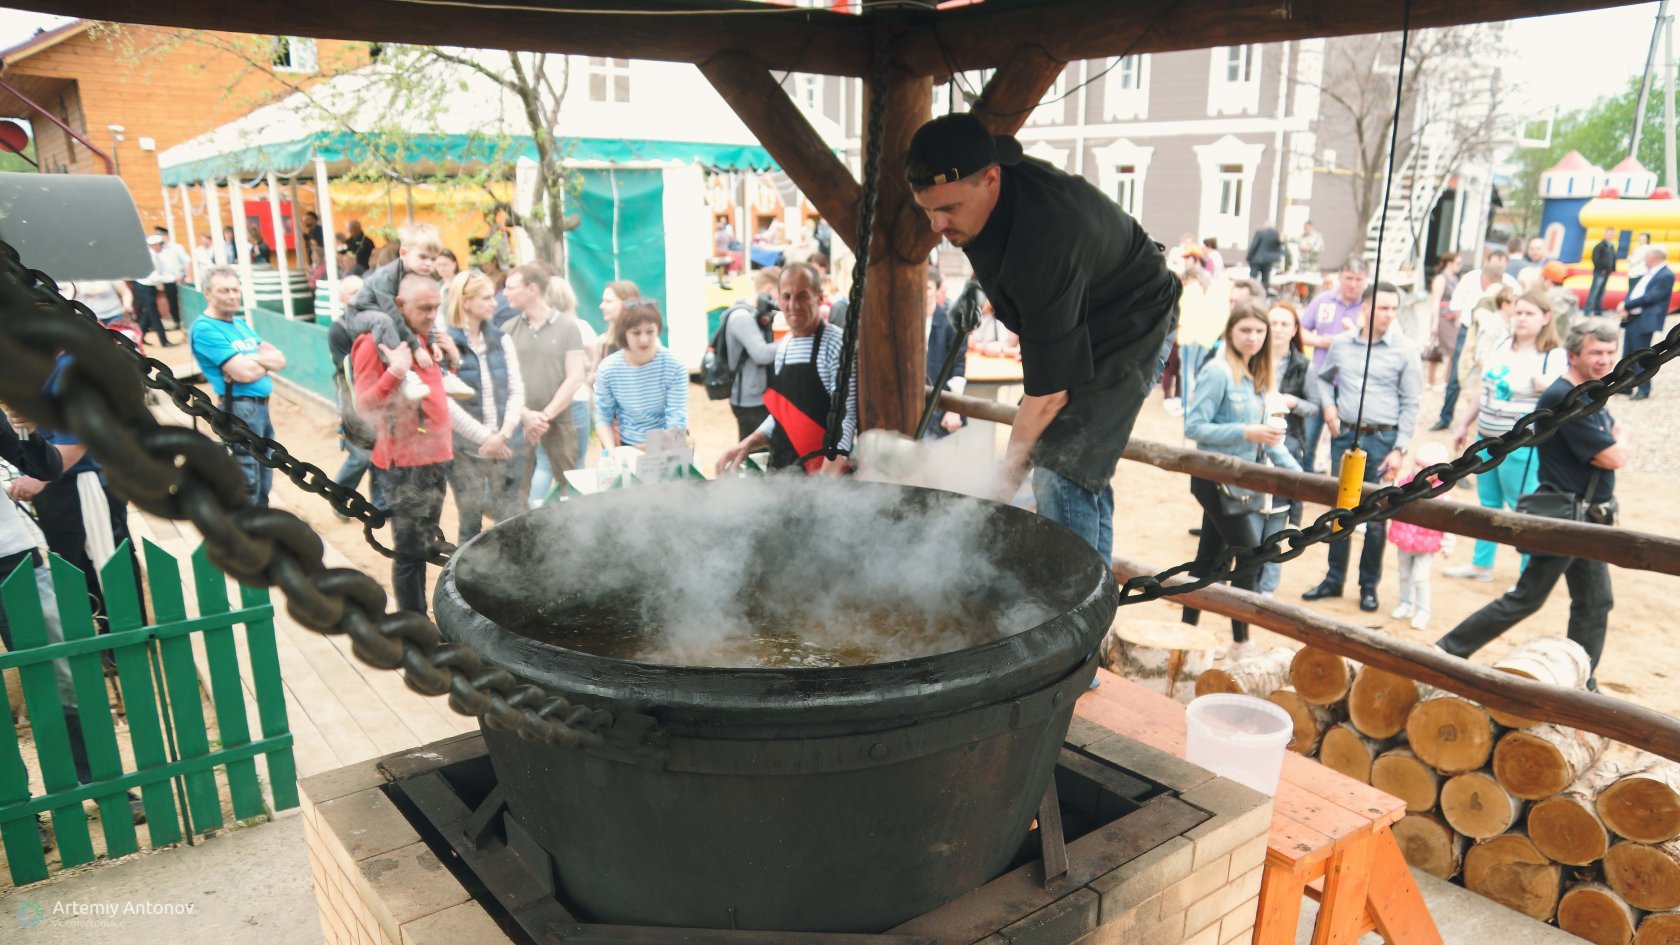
[1387,442,1453,630]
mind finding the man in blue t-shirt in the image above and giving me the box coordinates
[1435,319,1627,687]
[189,266,287,506]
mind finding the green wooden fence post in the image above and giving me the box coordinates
[237,580,296,811]
[101,541,182,847]
[142,540,223,833]
[2,560,94,867]
[188,546,263,820]
[0,563,48,885]
[52,553,138,858]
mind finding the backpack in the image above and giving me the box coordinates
[335,353,379,450]
[701,303,755,401]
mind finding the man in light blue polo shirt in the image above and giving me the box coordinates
[189,266,287,506]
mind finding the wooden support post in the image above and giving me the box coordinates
[858,65,931,434]
[699,52,862,252]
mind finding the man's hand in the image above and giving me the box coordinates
[8,476,45,501]
[382,343,413,376]
[1322,404,1342,438]
[478,431,513,460]
[940,412,963,433]
[1377,448,1404,483]
[818,456,850,477]
[522,408,550,445]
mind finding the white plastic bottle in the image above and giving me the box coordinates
[597,448,619,490]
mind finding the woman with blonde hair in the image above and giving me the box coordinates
[442,270,526,541]
[1445,288,1565,582]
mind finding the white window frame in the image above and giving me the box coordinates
[1193,135,1265,248]
[1023,140,1071,171]
[797,74,820,115]
[1091,138,1155,221]
[586,57,632,103]
[271,37,317,74]
[1027,68,1068,126]
[1207,45,1262,116]
[1102,55,1149,121]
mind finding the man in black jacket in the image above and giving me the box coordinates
[1587,228,1617,316]
[1247,223,1284,294]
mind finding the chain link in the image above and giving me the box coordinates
[0,247,652,755]
[1116,336,1680,605]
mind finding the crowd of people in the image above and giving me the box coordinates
[1167,231,1651,689]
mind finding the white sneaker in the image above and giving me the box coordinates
[400,370,428,402]
[1227,641,1259,663]
[1391,602,1414,620]
[441,372,476,401]
[1163,397,1183,417]
[1443,564,1494,582]
[1410,610,1431,631]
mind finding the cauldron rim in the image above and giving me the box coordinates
[433,481,1118,727]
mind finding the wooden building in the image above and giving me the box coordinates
[0,20,366,230]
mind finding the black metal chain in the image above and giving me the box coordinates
[0,247,655,755]
[1116,328,1680,606]
[801,25,890,468]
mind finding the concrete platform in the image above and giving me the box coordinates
[1295,868,1588,945]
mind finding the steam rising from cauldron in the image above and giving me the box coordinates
[470,477,1059,667]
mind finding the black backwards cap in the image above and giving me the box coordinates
[904,112,1024,188]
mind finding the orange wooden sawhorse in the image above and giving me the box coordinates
[1078,670,1443,945]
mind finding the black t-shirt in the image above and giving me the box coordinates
[960,158,1178,397]
[328,317,353,380]
[1537,376,1616,502]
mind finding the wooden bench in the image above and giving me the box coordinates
[1078,670,1442,945]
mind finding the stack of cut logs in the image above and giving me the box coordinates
[1194,636,1680,945]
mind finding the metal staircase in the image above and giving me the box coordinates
[1362,137,1452,273]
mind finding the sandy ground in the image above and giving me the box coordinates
[224,358,1680,720]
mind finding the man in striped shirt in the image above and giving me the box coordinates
[715,263,857,474]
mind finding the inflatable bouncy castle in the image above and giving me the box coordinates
[1538,151,1680,313]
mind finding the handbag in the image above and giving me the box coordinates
[1515,452,1603,523]
[1216,444,1287,518]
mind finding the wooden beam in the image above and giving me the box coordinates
[1110,556,1680,766]
[16,0,871,76]
[896,44,1068,262]
[893,0,1639,74]
[698,52,861,252]
[857,65,932,435]
[934,388,1680,576]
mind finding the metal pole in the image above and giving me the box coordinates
[205,179,227,266]
[1666,10,1678,191]
[266,171,295,319]
[228,177,257,318]
[178,185,199,290]
[1632,0,1668,159]
[315,158,341,319]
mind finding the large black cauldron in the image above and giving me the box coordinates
[433,480,1116,932]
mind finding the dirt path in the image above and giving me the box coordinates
[241,371,1678,718]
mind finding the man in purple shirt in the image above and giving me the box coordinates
[1296,256,1367,470]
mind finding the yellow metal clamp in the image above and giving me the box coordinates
[1333,447,1366,532]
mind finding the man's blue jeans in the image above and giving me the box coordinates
[1032,467,1114,566]
[1323,428,1397,591]
[228,397,274,507]
[1438,322,1469,427]
[334,437,389,511]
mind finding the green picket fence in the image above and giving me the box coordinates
[0,539,296,886]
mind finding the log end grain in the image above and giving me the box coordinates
[1635,911,1680,945]
[1290,646,1353,705]
[1529,794,1612,867]
[1558,883,1639,945]
[1372,748,1442,813]
[1600,777,1680,845]
[1493,729,1572,800]
[1441,771,1525,841]
[1319,723,1381,784]
[1605,840,1680,912]
[1407,695,1496,774]
[1267,688,1330,756]
[1462,831,1562,922]
[1348,665,1420,740]
[1393,812,1466,880]
[1195,668,1241,697]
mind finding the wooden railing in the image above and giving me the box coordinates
[933,387,1680,762]
[936,388,1680,576]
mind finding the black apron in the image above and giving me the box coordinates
[764,323,831,472]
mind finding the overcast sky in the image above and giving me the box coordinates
[0,4,1669,116]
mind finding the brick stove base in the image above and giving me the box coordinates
[300,719,1269,945]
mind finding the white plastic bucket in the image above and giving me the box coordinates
[1185,693,1294,796]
